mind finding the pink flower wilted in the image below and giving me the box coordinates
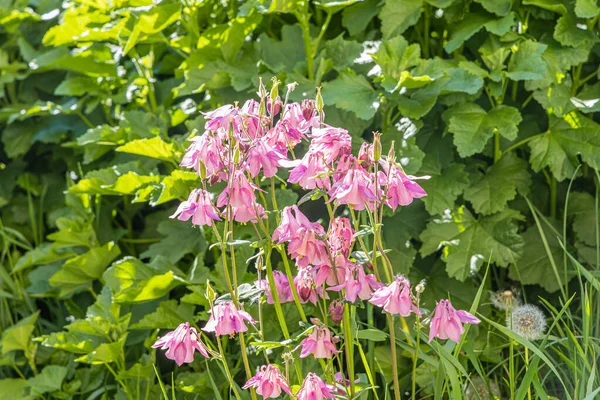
[242,364,292,399]
[369,275,421,317]
[328,300,344,325]
[328,262,382,303]
[428,299,480,343]
[327,217,355,271]
[297,325,339,359]
[170,189,221,226]
[273,206,328,268]
[255,270,293,304]
[294,268,325,305]
[202,301,255,336]
[285,151,331,190]
[246,137,287,178]
[309,126,352,163]
[328,157,379,211]
[152,322,209,366]
[216,171,265,223]
[297,372,336,400]
[381,160,429,211]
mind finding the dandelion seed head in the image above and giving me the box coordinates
[490,289,521,310]
[507,304,546,340]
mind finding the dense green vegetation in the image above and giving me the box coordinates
[1,0,599,398]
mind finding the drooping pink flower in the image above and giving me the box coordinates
[328,160,379,211]
[255,270,293,304]
[217,171,265,223]
[296,373,336,400]
[428,299,480,343]
[297,326,339,359]
[294,269,325,305]
[369,276,421,317]
[202,302,255,336]
[285,151,331,190]
[328,262,382,303]
[381,161,429,210]
[243,364,292,399]
[170,189,221,226]
[246,137,287,178]
[309,127,352,163]
[180,134,226,180]
[203,104,237,132]
[283,102,319,136]
[327,217,355,269]
[152,322,209,366]
[273,206,328,268]
[328,300,344,325]
[357,142,374,166]
[265,120,305,151]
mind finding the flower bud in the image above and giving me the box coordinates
[315,86,324,114]
[328,300,344,325]
[373,131,382,162]
[270,77,280,103]
[301,99,315,121]
[206,279,216,303]
[199,160,207,180]
[258,77,267,99]
[387,140,396,164]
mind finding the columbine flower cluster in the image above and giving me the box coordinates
[154,81,481,399]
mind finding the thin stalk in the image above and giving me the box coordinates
[525,347,532,400]
[238,332,258,400]
[411,317,421,400]
[494,132,501,163]
[343,304,355,399]
[277,246,308,322]
[500,132,546,158]
[217,337,242,400]
[550,176,557,219]
[387,314,401,400]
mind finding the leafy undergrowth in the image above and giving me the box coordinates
[1,0,599,399]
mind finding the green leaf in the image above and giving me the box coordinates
[522,0,567,14]
[554,11,597,48]
[476,0,511,15]
[258,25,305,72]
[322,69,378,120]
[379,0,422,39]
[195,15,262,62]
[27,365,67,395]
[445,13,493,53]
[1,311,39,354]
[130,300,196,329]
[507,40,548,81]
[39,331,94,354]
[76,338,126,365]
[1,121,36,159]
[568,192,598,246]
[445,103,522,157]
[464,153,531,215]
[47,217,97,248]
[123,3,182,55]
[152,170,200,206]
[575,0,599,18]
[14,243,76,273]
[323,34,363,70]
[533,79,575,117]
[115,271,182,303]
[571,82,600,114]
[371,35,421,92]
[342,0,381,36]
[528,115,600,181]
[419,161,469,216]
[30,47,117,77]
[420,207,524,280]
[356,329,388,341]
[141,219,205,263]
[383,202,428,273]
[0,379,30,400]
[509,224,565,292]
[116,137,176,162]
[49,242,121,296]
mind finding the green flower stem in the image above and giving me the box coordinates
[411,316,421,400]
[356,339,380,400]
[277,246,308,322]
[297,12,314,81]
[500,132,546,159]
[387,314,401,400]
[238,332,258,400]
[343,304,355,399]
[217,337,242,400]
[494,131,501,163]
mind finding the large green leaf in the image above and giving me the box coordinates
[27,365,67,395]
[258,24,305,72]
[379,0,422,39]
[322,69,378,120]
[420,207,524,280]
[419,161,470,216]
[371,35,421,92]
[140,219,205,263]
[1,311,39,355]
[506,40,548,81]
[464,153,531,215]
[568,192,598,246]
[116,137,177,162]
[130,300,196,329]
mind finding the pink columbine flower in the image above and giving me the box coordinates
[283,102,319,136]
[246,137,287,178]
[203,104,237,132]
[357,142,374,166]
[255,270,294,304]
[328,300,344,325]
[294,269,325,305]
[202,302,255,336]
[297,373,336,400]
[329,262,382,303]
[309,127,352,163]
[369,276,421,317]
[285,151,331,190]
[327,217,355,270]
[180,134,226,180]
[152,322,209,366]
[243,364,292,399]
[381,161,429,210]
[297,326,339,359]
[217,171,265,223]
[428,299,480,343]
[273,206,328,268]
[170,189,221,226]
[328,160,378,211]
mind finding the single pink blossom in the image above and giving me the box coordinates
[243,364,292,399]
[202,302,255,336]
[170,189,221,226]
[255,271,294,304]
[265,120,305,151]
[381,161,429,210]
[285,151,331,190]
[328,161,378,211]
[294,269,325,305]
[203,104,237,132]
[357,142,374,166]
[180,134,226,180]
[328,300,344,325]
[327,217,355,270]
[152,322,209,366]
[296,373,336,400]
[328,262,382,303]
[246,137,287,178]
[309,127,352,164]
[369,276,421,317]
[283,102,319,136]
[428,299,480,343]
[297,326,339,359]
[217,171,265,223]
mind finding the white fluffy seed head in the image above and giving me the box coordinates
[489,289,521,311]
[506,304,547,340]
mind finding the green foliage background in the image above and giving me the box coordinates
[1,0,599,398]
